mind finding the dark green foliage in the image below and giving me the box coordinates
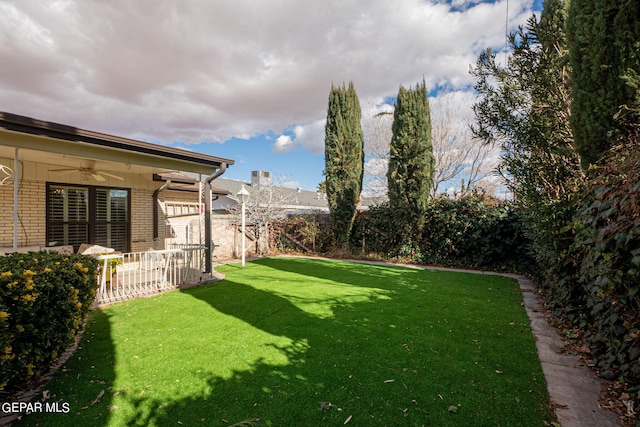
[616,69,640,146]
[352,196,534,273]
[525,197,581,315]
[387,80,434,242]
[567,0,640,168]
[0,251,99,394]
[324,82,364,249]
[557,143,640,392]
[351,202,397,256]
[420,196,534,273]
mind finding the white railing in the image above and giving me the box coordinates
[95,247,206,305]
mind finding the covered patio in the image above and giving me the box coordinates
[0,112,234,302]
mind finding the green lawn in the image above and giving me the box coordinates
[15,257,553,426]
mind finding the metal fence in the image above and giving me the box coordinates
[95,247,206,305]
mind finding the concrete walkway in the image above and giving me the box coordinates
[517,275,620,427]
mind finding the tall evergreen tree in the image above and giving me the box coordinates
[387,80,433,241]
[471,0,583,285]
[567,0,640,168]
[472,0,581,204]
[324,82,364,249]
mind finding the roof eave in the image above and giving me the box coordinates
[0,112,234,173]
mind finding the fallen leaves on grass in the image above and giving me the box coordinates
[226,418,261,427]
[319,401,333,411]
[91,389,104,405]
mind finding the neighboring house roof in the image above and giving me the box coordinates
[360,195,387,208]
[0,112,234,175]
[213,177,329,212]
[209,172,387,213]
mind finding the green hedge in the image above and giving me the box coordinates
[0,251,99,394]
[421,197,534,273]
[556,144,640,389]
[352,196,535,273]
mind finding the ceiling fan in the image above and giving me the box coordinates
[50,160,124,182]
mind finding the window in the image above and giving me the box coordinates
[47,183,130,252]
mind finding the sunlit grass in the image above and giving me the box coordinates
[15,257,553,426]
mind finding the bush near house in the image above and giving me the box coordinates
[0,251,99,394]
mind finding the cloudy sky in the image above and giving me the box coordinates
[0,0,542,190]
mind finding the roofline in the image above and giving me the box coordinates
[0,112,234,168]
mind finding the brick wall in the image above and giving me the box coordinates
[0,180,46,248]
[0,158,166,253]
[131,188,158,252]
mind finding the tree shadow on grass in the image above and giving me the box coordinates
[14,309,117,427]
[126,279,421,426]
[121,260,552,426]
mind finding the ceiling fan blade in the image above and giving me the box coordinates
[98,171,125,181]
[91,171,106,182]
[50,169,78,176]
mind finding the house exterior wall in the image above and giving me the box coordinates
[131,187,159,253]
[0,158,240,260]
[0,180,46,248]
[159,191,201,250]
[0,158,165,253]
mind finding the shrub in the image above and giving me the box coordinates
[275,213,333,254]
[351,195,535,273]
[0,251,99,394]
[419,196,534,273]
[351,202,397,255]
[566,143,640,390]
[522,196,581,320]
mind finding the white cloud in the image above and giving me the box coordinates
[0,0,534,146]
[364,157,388,177]
[272,135,296,153]
[292,119,327,155]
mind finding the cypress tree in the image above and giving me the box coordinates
[567,0,640,168]
[387,80,433,242]
[324,82,364,249]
